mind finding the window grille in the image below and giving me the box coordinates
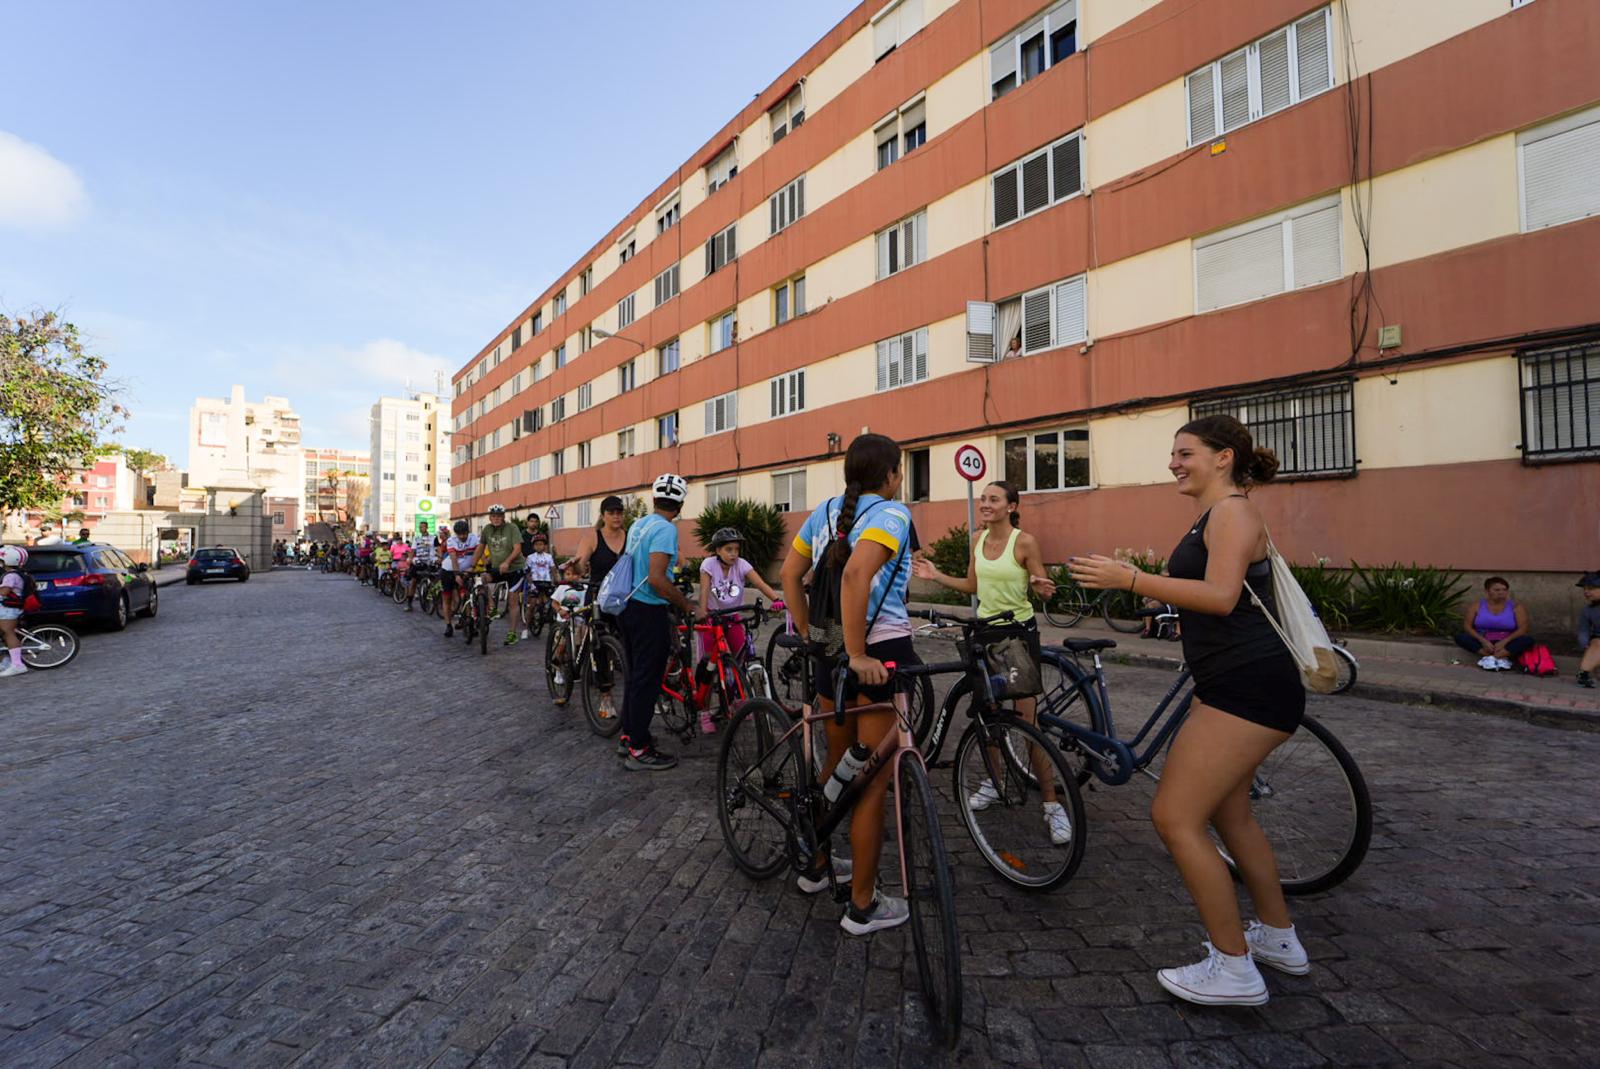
[1190,380,1356,478]
[1520,342,1600,461]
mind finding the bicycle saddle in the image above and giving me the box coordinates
[1061,638,1118,653]
[774,632,806,650]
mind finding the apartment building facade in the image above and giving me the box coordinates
[449,0,1599,586]
[367,393,452,534]
[187,386,305,514]
[302,447,372,530]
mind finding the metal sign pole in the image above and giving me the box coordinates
[965,479,978,612]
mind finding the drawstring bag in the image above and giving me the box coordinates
[1517,645,1558,677]
[1244,532,1341,694]
[980,627,1042,699]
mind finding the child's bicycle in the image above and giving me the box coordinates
[14,620,81,670]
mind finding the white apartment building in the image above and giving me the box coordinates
[187,386,304,512]
[367,393,452,533]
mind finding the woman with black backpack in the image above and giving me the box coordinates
[780,433,917,937]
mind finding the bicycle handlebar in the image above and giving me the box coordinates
[908,606,1020,629]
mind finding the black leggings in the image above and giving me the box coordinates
[1453,633,1533,658]
[619,601,671,750]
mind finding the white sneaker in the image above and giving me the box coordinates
[521,629,531,640]
[1042,802,1073,845]
[1156,942,1269,1006]
[0,661,27,678]
[1244,920,1310,976]
[1494,657,1513,671]
[797,856,854,894]
[1476,656,1498,671]
[968,779,1000,811]
[552,668,565,687]
[840,892,909,936]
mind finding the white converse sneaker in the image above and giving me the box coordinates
[1494,657,1513,671]
[968,779,1000,811]
[1157,942,1268,1006]
[1042,801,1073,845]
[1245,920,1310,975]
[1476,656,1498,671]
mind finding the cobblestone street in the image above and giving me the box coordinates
[2,569,1597,1068]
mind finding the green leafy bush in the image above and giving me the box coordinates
[928,525,971,579]
[1350,562,1468,635]
[693,499,788,574]
[1291,559,1354,630]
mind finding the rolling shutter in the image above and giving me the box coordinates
[1022,289,1053,354]
[1196,221,1286,312]
[1054,277,1087,346]
[990,38,1017,92]
[1021,150,1051,215]
[1219,50,1250,133]
[1187,68,1216,145]
[966,301,997,363]
[1290,203,1342,287]
[1257,28,1292,117]
[876,229,892,279]
[873,3,899,58]
[912,329,928,383]
[1294,9,1332,99]
[993,165,1020,226]
[876,340,890,391]
[1522,111,1600,231]
[1051,134,1081,201]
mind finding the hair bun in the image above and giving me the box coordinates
[1249,446,1280,484]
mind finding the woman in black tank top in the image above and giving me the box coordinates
[576,496,630,718]
[1068,415,1307,1008]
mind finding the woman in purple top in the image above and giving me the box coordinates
[1453,576,1533,671]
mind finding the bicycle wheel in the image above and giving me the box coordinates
[19,624,79,670]
[1099,589,1145,633]
[717,698,802,880]
[545,623,574,705]
[1042,583,1088,628]
[954,717,1086,892]
[1033,652,1110,786]
[743,655,773,702]
[1211,714,1372,896]
[391,577,408,605]
[1331,645,1358,695]
[765,631,810,714]
[580,633,626,737]
[418,582,437,617]
[895,755,962,1047]
[476,589,490,655]
[901,671,937,751]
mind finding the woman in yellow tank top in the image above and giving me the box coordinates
[913,482,1072,845]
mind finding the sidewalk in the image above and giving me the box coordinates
[910,599,1600,731]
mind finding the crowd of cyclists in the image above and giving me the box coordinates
[308,418,1326,1019]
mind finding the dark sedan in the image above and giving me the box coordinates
[20,542,159,631]
[187,547,251,584]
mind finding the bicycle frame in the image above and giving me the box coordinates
[1042,648,1196,786]
[664,613,749,712]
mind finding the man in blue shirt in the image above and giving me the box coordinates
[617,473,694,770]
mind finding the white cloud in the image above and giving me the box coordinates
[0,131,88,228]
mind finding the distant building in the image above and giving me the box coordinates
[367,393,451,534]
[3,453,139,541]
[187,386,304,520]
[302,447,371,531]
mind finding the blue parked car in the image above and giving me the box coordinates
[19,542,159,631]
[186,546,251,584]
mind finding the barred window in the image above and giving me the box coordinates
[1521,342,1600,461]
[1190,381,1355,478]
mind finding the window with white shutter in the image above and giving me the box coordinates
[772,470,807,512]
[770,370,806,418]
[990,1,1078,100]
[876,210,927,279]
[656,196,680,234]
[577,383,593,412]
[1519,103,1600,232]
[617,428,636,459]
[577,441,591,469]
[770,86,805,142]
[1194,195,1342,312]
[706,145,737,192]
[966,301,997,363]
[654,264,680,306]
[875,328,930,392]
[705,224,737,274]
[617,293,635,329]
[991,130,1084,229]
[1185,6,1334,146]
[770,175,806,235]
[704,392,738,435]
[873,0,924,61]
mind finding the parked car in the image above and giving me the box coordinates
[17,542,159,631]
[187,547,250,584]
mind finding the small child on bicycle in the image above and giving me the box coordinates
[698,527,782,659]
[551,560,588,622]
[0,545,32,677]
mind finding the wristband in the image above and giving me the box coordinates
[1129,568,1139,594]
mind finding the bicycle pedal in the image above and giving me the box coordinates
[831,883,852,904]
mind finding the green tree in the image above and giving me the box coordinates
[0,312,123,524]
[693,499,787,573]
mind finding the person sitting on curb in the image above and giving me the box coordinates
[1576,572,1600,689]
[1452,576,1533,671]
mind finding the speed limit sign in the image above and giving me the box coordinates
[954,444,987,483]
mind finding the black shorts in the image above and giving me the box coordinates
[1193,654,1304,734]
[440,571,460,593]
[815,635,921,705]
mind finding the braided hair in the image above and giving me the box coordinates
[827,433,902,569]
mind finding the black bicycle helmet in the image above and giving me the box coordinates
[452,519,469,536]
[709,527,742,550]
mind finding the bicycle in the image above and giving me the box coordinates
[544,599,628,735]
[902,608,1088,892]
[14,621,81,669]
[452,572,495,656]
[521,579,555,638]
[1024,637,1372,895]
[715,661,962,1046]
[414,566,444,617]
[655,604,768,743]
[1038,579,1145,633]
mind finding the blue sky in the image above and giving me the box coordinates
[1,0,853,464]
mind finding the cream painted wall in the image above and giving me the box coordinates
[1351,134,1519,271]
[1081,0,1163,45]
[1337,0,1507,83]
[1089,241,1191,338]
[1355,357,1522,470]
[927,179,986,259]
[810,234,876,308]
[925,53,986,139]
[1085,79,1186,189]
[1087,405,1189,486]
[805,19,873,116]
[809,130,879,219]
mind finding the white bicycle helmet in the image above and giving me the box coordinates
[0,545,28,569]
[487,503,506,515]
[652,473,688,504]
